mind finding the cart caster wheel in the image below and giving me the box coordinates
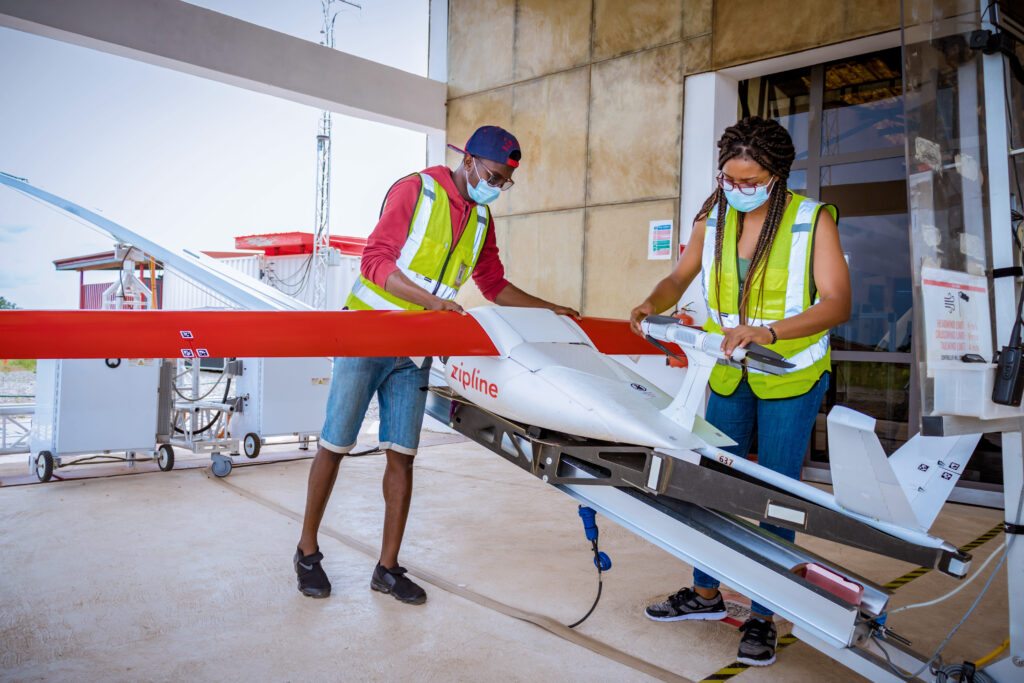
[243,432,261,459]
[35,451,54,483]
[157,444,175,472]
[211,454,232,478]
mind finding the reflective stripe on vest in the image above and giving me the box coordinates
[785,199,818,318]
[701,192,837,399]
[345,173,490,311]
[395,175,437,273]
[350,278,402,311]
[700,210,718,328]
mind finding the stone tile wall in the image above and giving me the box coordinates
[448,0,899,317]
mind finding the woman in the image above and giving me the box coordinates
[629,116,850,667]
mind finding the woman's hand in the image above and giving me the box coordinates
[630,301,657,336]
[627,218,707,337]
[721,324,774,357]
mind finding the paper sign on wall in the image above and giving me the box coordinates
[648,220,672,260]
[921,266,993,373]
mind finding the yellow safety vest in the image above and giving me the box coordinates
[701,192,838,399]
[346,173,489,311]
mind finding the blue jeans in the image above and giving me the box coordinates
[320,356,432,456]
[692,373,829,617]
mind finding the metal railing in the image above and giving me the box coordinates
[0,404,34,454]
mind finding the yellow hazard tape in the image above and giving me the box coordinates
[698,636,799,682]
[697,522,1004,681]
[883,523,1004,590]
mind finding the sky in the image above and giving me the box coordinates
[0,0,429,309]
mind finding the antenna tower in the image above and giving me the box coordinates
[312,0,360,310]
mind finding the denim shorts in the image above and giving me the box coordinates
[320,356,433,456]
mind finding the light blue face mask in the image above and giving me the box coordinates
[467,161,501,205]
[724,178,775,213]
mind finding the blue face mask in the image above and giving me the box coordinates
[467,162,501,205]
[724,178,774,213]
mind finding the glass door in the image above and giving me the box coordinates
[740,48,912,472]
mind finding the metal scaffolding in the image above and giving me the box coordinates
[311,0,360,310]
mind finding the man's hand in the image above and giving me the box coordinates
[629,300,657,336]
[492,283,580,318]
[549,304,581,319]
[425,297,466,315]
[385,270,467,313]
[721,324,773,357]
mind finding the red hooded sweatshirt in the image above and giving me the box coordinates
[359,165,510,302]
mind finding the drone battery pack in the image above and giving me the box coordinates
[791,563,863,606]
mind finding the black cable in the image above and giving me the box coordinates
[1005,71,1023,221]
[1003,53,1024,334]
[982,0,997,26]
[172,369,225,402]
[267,254,316,295]
[978,3,1024,86]
[269,253,315,287]
[1006,263,1024,347]
[172,377,232,436]
[935,662,997,683]
[872,487,1022,679]
[567,540,605,629]
[567,575,603,629]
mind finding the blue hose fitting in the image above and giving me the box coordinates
[578,506,612,571]
[578,505,599,542]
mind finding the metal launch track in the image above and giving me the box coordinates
[425,387,959,681]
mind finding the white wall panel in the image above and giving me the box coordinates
[162,251,360,311]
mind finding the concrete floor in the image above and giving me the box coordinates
[0,436,1011,682]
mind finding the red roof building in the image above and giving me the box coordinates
[234,232,366,257]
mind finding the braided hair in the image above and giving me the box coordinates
[694,116,796,326]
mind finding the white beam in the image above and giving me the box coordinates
[0,0,446,135]
[680,71,738,246]
[678,71,739,325]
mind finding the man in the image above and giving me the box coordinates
[294,125,579,604]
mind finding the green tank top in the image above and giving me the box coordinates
[738,257,750,299]
[738,257,750,282]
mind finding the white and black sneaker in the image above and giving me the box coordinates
[645,587,728,621]
[737,618,777,666]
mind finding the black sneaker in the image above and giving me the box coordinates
[644,587,728,621]
[737,618,777,666]
[293,547,331,598]
[371,563,426,605]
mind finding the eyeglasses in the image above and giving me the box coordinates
[716,172,773,196]
[473,156,515,191]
